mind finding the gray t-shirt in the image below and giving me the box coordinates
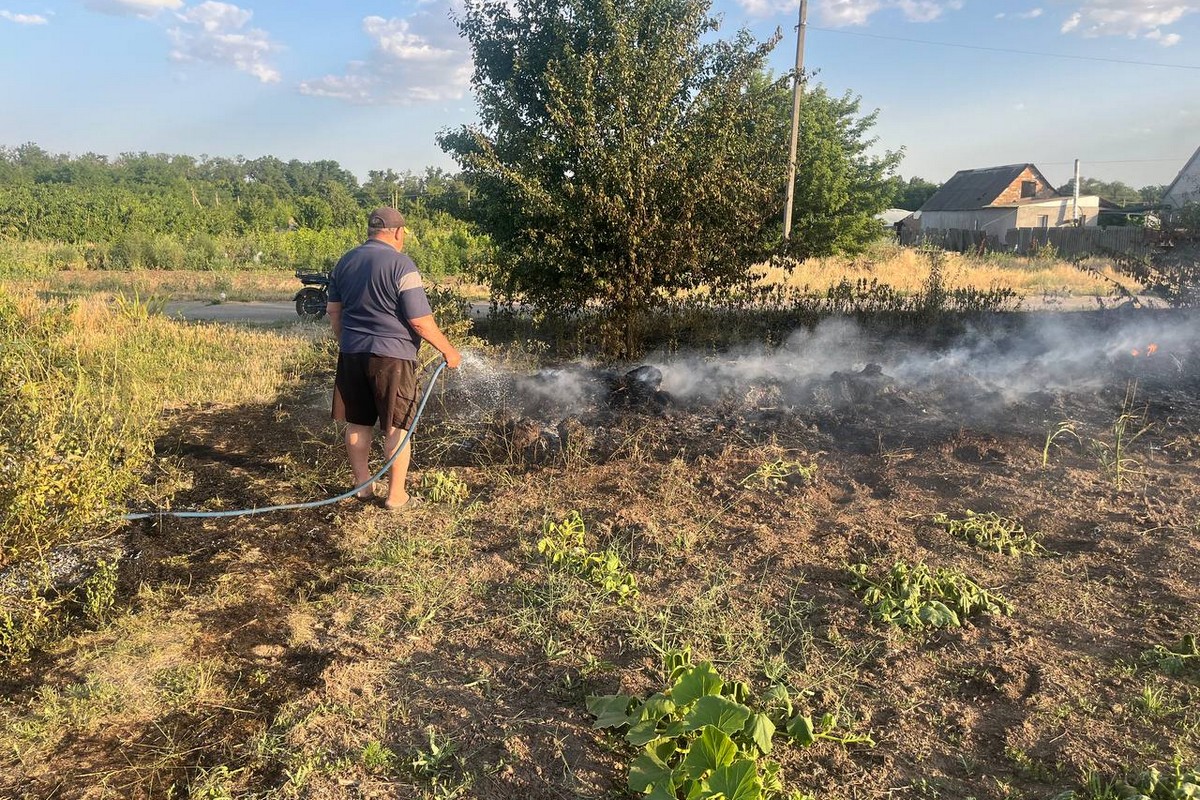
[327,240,433,360]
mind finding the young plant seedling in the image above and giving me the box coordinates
[586,649,872,800]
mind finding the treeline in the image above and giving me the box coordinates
[0,144,487,276]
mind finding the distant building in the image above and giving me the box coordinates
[874,208,914,226]
[918,163,1100,232]
[1163,146,1200,209]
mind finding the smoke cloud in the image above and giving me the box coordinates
[443,312,1199,422]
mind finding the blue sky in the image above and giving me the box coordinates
[1,0,1197,188]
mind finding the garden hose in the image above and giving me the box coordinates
[121,360,448,521]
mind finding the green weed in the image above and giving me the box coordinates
[537,511,637,602]
[1091,382,1154,490]
[933,510,1042,556]
[1141,634,1200,676]
[361,740,398,773]
[80,560,118,624]
[848,561,1013,630]
[1054,760,1200,799]
[740,459,818,492]
[420,469,469,505]
[1043,421,1080,469]
[408,727,464,790]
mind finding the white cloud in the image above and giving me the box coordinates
[300,7,471,105]
[739,0,962,24]
[997,8,1043,20]
[168,1,281,83]
[85,0,182,17]
[0,9,48,23]
[1060,1,1196,45]
[1145,28,1183,46]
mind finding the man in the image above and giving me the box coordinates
[327,207,462,510]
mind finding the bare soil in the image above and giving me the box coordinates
[2,309,1198,800]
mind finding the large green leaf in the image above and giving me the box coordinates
[786,714,815,746]
[629,751,675,794]
[671,662,724,707]
[587,694,634,729]
[704,759,762,800]
[680,726,737,780]
[647,784,678,800]
[743,713,776,755]
[917,600,960,628]
[626,718,662,747]
[684,695,751,736]
[641,692,677,721]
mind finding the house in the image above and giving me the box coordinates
[918,163,1101,233]
[1163,146,1200,209]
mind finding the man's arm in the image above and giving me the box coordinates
[409,315,462,368]
[327,302,343,340]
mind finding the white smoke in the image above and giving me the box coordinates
[442,312,1198,420]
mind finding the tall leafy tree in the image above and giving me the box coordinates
[440,0,789,353]
[784,85,902,259]
[890,176,940,211]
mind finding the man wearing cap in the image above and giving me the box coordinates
[327,207,462,510]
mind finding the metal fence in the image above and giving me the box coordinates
[900,226,1152,258]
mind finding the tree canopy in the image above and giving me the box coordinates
[889,176,940,211]
[440,0,790,352]
[1056,177,1166,207]
[440,0,900,351]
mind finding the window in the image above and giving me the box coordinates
[1039,215,1049,228]
[1021,180,1038,199]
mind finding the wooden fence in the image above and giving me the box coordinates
[901,226,1151,259]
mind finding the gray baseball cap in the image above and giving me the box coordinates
[368,207,406,231]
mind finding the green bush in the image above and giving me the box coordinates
[183,232,230,271]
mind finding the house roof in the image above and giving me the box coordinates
[874,208,913,224]
[920,163,1058,212]
[1163,145,1200,206]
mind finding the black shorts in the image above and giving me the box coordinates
[332,353,419,430]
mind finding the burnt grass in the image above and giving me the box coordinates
[3,309,1200,799]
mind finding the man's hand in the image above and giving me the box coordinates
[410,314,462,369]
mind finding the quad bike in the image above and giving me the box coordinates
[294,271,329,320]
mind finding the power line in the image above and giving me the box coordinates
[1039,158,1188,165]
[808,26,1200,71]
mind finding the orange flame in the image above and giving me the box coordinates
[1148,343,1159,355]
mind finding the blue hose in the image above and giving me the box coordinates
[121,360,448,521]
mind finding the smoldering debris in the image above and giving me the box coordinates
[434,310,1200,462]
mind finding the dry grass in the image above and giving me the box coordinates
[60,293,329,406]
[6,269,301,302]
[757,242,1143,298]
[2,269,493,304]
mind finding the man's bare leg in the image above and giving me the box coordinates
[344,423,375,499]
[381,426,413,508]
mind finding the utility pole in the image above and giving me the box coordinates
[782,0,808,241]
[1072,158,1081,224]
